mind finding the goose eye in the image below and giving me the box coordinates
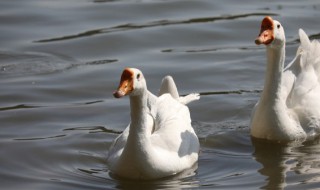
[137,73,141,80]
[277,24,281,29]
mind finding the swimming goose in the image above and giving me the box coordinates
[250,16,320,142]
[107,68,200,179]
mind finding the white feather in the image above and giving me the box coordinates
[107,68,200,179]
[250,18,320,142]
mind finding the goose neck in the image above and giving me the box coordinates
[260,45,285,105]
[129,90,149,132]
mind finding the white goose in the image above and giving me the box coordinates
[250,16,320,142]
[107,68,200,179]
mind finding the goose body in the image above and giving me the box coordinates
[250,16,320,142]
[107,68,200,179]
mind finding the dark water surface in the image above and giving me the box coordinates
[1,0,320,189]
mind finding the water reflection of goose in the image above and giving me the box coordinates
[250,16,320,142]
[252,138,320,189]
[252,139,289,189]
[107,68,200,180]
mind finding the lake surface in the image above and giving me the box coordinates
[1,0,320,189]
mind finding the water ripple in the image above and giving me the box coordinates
[64,126,122,134]
[14,134,66,141]
[0,104,41,111]
[182,89,262,97]
[35,12,278,43]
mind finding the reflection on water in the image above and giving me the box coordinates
[252,138,320,190]
[253,139,289,190]
[1,0,320,189]
[110,164,199,190]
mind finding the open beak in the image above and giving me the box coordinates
[113,68,134,98]
[255,16,274,45]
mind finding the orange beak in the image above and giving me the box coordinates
[255,16,274,45]
[113,68,134,98]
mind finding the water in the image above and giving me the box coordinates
[1,0,320,189]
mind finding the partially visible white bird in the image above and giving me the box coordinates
[250,16,320,142]
[107,68,200,179]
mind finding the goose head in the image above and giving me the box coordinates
[255,16,285,48]
[113,68,146,98]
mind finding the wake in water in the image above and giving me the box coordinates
[0,51,117,77]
